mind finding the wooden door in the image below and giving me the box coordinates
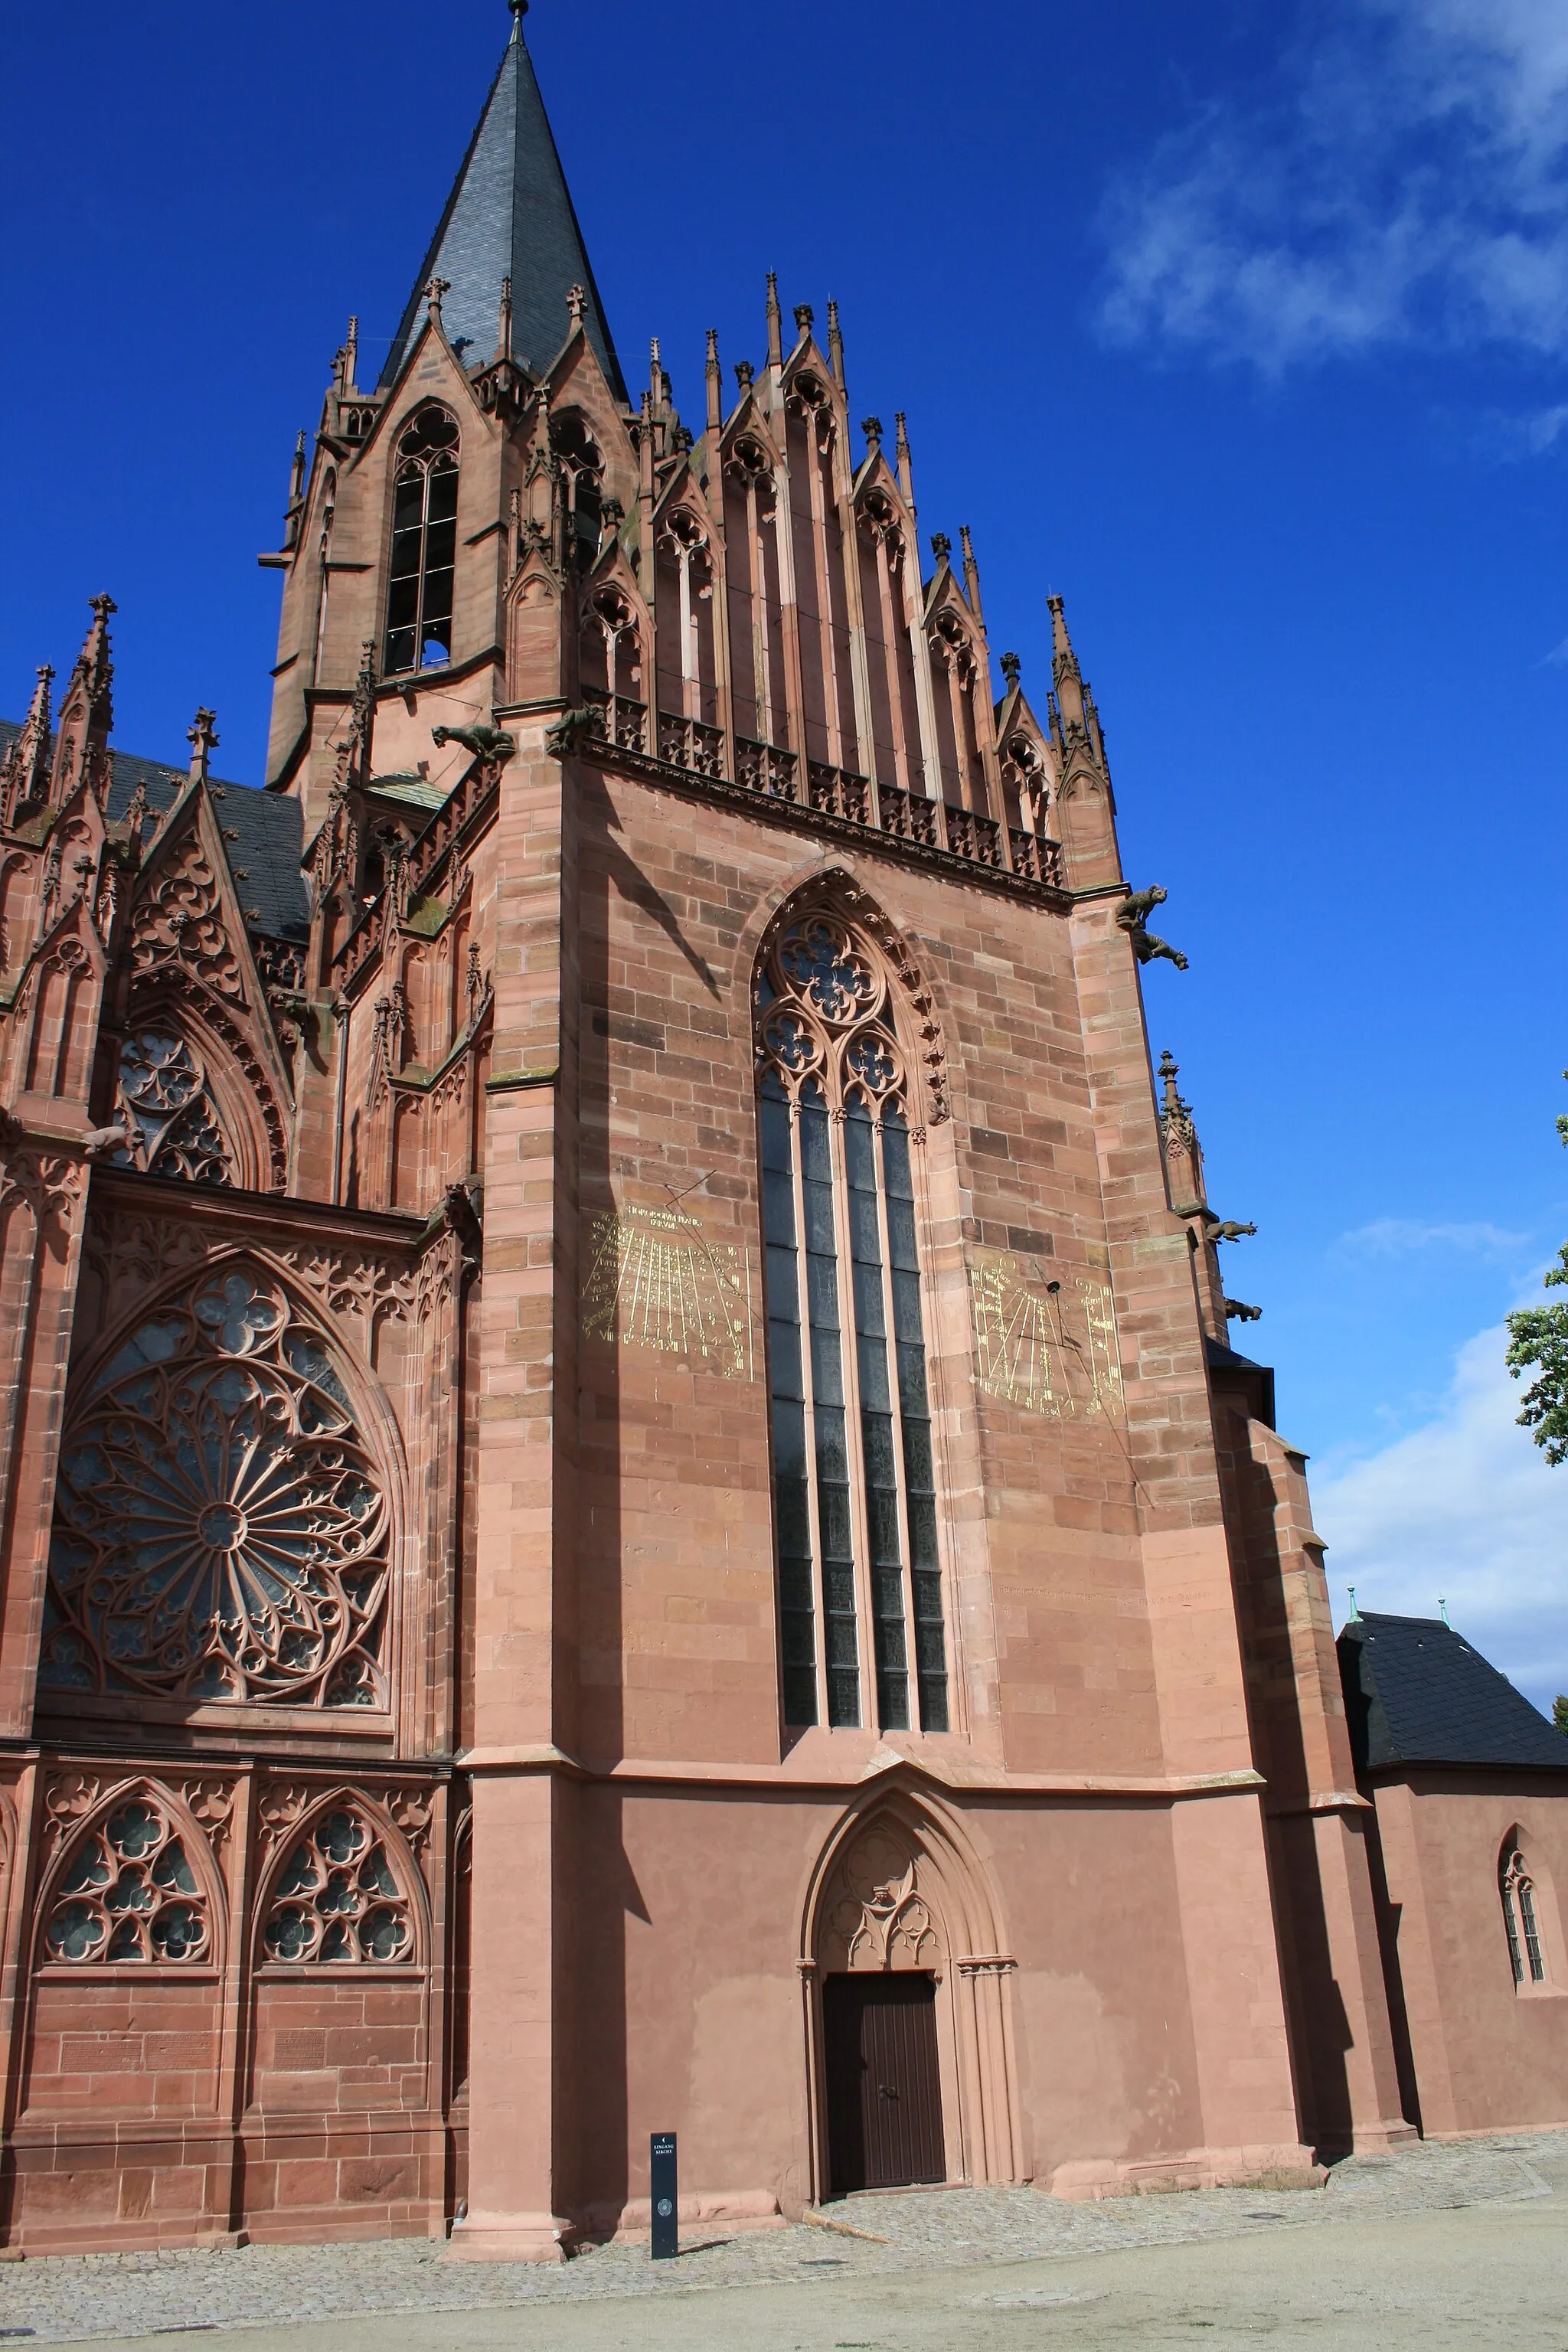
[822,1971,946,2194]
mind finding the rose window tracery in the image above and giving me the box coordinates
[42,1267,389,1710]
[263,1808,414,1965]
[112,1031,234,1186]
[44,1796,211,1965]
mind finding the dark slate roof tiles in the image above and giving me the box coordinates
[377,22,626,400]
[1338,1611,1568,1773]
[0,720,309,945]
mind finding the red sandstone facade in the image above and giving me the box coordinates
[0,2,1557,2259]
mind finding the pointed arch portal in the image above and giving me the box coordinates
[801,1791,1021,2200]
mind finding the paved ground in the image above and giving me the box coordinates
[0,2130,1564,2350]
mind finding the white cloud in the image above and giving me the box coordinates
[1099,0,1568,374]
[1545,633,1568,667]
[1337,1217,1530,1257]
[1312,1323,1568,1710]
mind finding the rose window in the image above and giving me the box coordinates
[42,1267,389,1710]
[263,1808,414,1965]
[112,1031,234,1186]
[44,1796,211,1965]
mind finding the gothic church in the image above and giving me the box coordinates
[0,0,1561,2258]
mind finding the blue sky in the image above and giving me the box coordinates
[3,0,1565,1701]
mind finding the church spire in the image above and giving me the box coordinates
[377,3,626,400]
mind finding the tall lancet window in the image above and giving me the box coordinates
[384,407,460,676]
[756,908,948,1734]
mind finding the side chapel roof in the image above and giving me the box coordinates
[1338,1611,1568,1775]
[0,719,309,949]
[377,8,626,400]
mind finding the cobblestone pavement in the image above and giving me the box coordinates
[0,2129,1563,2345]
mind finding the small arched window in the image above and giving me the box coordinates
[1501,1833,1548,1986]
[385,407,460,676]
[756,906,947,1736]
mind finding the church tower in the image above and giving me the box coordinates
[0,2,1411,2254]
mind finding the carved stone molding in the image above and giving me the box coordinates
[288,1247,416,1335]
[129,835,247,1008]
[0,1146,87,1236]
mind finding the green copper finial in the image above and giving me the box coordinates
[509,0,528,37]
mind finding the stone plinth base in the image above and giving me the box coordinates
[444,2210,570,2263]
[1048,2142,1326,2201]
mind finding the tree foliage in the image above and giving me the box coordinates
[1505,1244,1568,1465]
[1505,1076,1568,1466]
[1555,1696,1568,1736]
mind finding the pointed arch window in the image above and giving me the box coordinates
[1501,1834,1547,1986]
[385,407,460,676]
[44,1793,211,1965]
[263,1805,415,1965]
[553,412,603,570]
[757,910,948,1734]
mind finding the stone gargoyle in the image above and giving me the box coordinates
[544,705,608,759]
[431,720,517,764]
[1117,885,1188,972]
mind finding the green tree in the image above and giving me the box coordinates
[1505,1075,1568,1464]
[1555,1696,1568,1736]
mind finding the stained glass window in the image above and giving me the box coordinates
[755,910,949,1733]
[44,1795,211,1965]
[41,1267,389,1710]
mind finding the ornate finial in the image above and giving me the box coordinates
[1347,1586,1360,1622]
[424,276,450,320]
[827,298,845,387]
[1001,650,1021,688]
[187,707,220,786]
[861,416,882,445]
[766,273,783,368]
[567,282,586,329]
[509,0,528,29]
[706,327,720,363]
[345,315,359,391]
[89,593,118,626]
[497,275,514,362]
[930,531,952,564]
[735,360,755,391]
[1439,1596,1449,1627]
[793,302,815,336]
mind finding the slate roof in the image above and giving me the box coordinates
[377,18,626,400]
[1338,1611,1568,1774]
[0,720,309,948]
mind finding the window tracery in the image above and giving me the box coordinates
[263,1805,414,1965]
[42,1266,390,1710]
[44,1795,211,1965]
[1501,1834,1548,1986]
[111,1031,235,1186]
[385,407,459,676]
[756,907,947,1735]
